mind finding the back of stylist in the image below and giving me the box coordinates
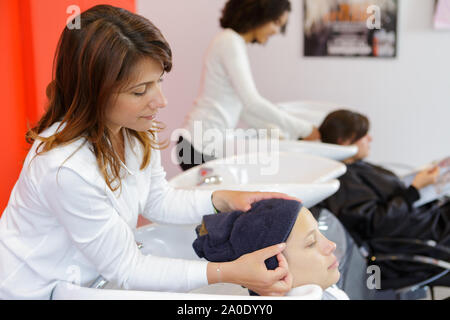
[177,0,320,170]
[0,5,295,299]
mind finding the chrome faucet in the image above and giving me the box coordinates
[197,167,223,186]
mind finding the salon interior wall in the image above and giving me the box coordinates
[137,0,450,180]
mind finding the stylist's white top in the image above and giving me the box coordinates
[181,29,313,155]
[0,122,215,299]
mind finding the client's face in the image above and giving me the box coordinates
[341,133,372,161]
[353,133,372,160]
[283,207,340,290]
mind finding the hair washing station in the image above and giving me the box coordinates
[214,100,358,161]
[50,104,373,300]
[51,208,375,300]
[51,145,364,299]
[169,152,344,208]
[51,102,447,300]
[54,147,417,300]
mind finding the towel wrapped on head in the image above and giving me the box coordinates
[193,198,302,270]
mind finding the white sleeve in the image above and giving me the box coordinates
[39,167,208,292]
[219,36,314,139]
[142,150,216,224]
[240,109,291,139]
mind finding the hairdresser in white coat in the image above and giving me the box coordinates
[177,0,320,170]
[0,5,295,299]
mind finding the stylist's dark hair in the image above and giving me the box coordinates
[220,0,291,34]
[319,110,370,145]
[27,5,172,192]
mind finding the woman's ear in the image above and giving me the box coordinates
[198,221,208,236]
[337,138,349,146]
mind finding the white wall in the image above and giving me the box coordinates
[138,0,450,179]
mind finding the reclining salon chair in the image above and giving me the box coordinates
[316,206,450,300]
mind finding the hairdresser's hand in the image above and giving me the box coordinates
[302,126,321,141]
[412,166,440,190]
[211,190,301,213]
[208,243,293,296]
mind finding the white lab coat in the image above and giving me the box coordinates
[0,122,215,299]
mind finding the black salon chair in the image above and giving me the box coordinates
[363,237,450,300]
[316,208,450,300]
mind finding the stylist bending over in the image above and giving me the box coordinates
[177,0,320,171]
[0,5,294,299]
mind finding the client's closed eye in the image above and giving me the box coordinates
[306,241,316,248]
[305,229,317,248]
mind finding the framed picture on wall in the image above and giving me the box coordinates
[434,0,450,29]
[303,0,398,58]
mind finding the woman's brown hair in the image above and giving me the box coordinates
[319,109,370,145]
[26,5,172,192]
[220,0,291,34]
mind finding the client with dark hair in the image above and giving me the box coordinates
[193,198,349,299]
[315,109,450,288]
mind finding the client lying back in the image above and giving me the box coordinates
[193,198,349,299]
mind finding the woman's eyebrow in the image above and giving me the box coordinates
[305,229,316,239]
[128,81,153,90]
[305,220,319,238]
[128,72,165,90]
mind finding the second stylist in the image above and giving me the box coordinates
[177,0,320,171]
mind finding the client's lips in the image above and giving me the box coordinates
[328,258,339,270]
[142,114,156,120]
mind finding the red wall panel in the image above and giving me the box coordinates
[0,0,29,214]
[0,0,135,213]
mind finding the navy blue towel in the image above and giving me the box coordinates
[192,198,302,270]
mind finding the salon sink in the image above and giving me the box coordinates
[50,281,313,300]
[170,179,341,209]
[52,209,361,300]
[226,100,356,161]
[51,223,287,300]
[51,222,316,299]
[169,152,344,208]
[51,281,276,299]
[217,137,357,161]
[277,140,357,161]
[52,211,343,300]
[277,101,358,160]
[52,151,346,300]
